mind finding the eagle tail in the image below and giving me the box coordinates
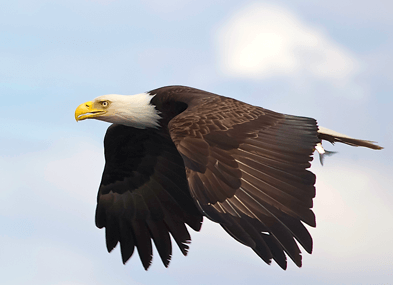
[317,126,383,150]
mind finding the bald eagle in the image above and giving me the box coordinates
[75,86,382,270]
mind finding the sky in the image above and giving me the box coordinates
[1,0,392,284]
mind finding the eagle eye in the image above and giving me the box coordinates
[101,101,109,107]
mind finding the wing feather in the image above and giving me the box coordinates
[131,218,153,270]
[146,219,172,267]
[169,95,319,268]
[119,219,135,264]
[95,124,202,269]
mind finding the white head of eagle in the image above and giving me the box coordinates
[75,93,161,129]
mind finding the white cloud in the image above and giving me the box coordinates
[216,3,361,88]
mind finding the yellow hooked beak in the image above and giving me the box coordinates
[75,101,107,121]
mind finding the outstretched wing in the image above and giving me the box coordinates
[169,95,320,269]
[95,124,202,270]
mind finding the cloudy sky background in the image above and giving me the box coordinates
[1,0,392,284]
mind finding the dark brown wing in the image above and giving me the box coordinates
[95,124,202,270]
[169,95,320,269]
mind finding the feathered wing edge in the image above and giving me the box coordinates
[174,112,320,269]
[95,125,203,270]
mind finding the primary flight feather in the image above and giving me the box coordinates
[75,85,382,270]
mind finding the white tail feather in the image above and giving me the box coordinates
[318,127,383,150]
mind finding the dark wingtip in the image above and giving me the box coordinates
[273,256,287,270]
[122,256,128,265]
[179,241,190,256]
[142,258,152,271]
[120,244,135,265]
[163,256,171,268]
[105,227,119,253]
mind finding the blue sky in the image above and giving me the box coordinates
[1,1,392,284]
